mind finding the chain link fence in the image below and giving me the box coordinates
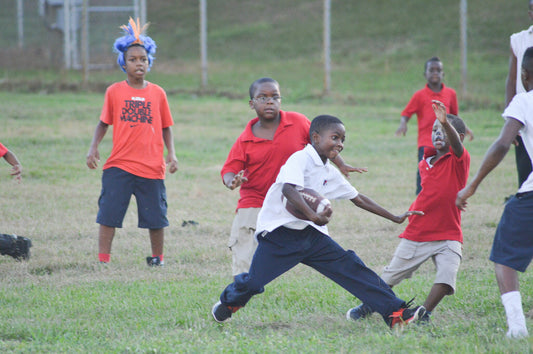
[1,0,145,70]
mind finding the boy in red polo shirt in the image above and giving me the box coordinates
[86,19,178,266]
[221,77,363,279]
[348,100,470,323]
[396,56,473,195]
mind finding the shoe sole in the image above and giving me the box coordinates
[212,301,230,323]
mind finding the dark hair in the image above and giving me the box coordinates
[425,56,442,71]
[446,114,466,135]
[522,46,533,72]
[309,115,344,141]
[249,77,279,99]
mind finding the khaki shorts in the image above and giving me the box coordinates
[228,208,260,276]
[381,239,462,294]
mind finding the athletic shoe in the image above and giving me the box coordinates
[388,305,426,330]
[211,301,241,323]
[146,256,164,267]
[346,303,373,321]
[418,310,431,324]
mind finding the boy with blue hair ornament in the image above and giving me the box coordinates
[87,18,178,266]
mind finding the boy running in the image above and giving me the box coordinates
[212,115,426,330]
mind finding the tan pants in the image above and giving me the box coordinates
[228,208,260,276]
[381,239,462,294]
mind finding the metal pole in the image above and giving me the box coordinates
[64,0,72,69]
[200,0,208,88]
[140,0,147,25]
[133,0,139,20]
[323,0,331,95]
[460,0,468,96]
[17,0,24,49]
[82,0,89,84]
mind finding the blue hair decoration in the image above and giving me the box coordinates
[113,17,156,73]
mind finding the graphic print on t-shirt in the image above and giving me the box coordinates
[121,96,152,126]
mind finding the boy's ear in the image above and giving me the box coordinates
[459,133,465,142]
[311,131,320,144]
[249,100,254,110]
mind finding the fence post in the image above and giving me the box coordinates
[200,0,208,89]
[460,0,468,97]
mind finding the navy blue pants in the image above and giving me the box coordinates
[219,226,405,321]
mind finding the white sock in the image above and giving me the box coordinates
[501,291,528,338]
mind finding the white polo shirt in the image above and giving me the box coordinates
[510,25,533,94]
[503,91,533,193]
[255,144,358,237]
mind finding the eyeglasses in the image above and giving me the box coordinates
[253,96,282,103]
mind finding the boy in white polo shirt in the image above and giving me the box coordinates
[212,114,426,330]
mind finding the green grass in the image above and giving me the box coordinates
[2,0,533,351]
[1,91,533,352]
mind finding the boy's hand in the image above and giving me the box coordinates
[86,149,100,169]
[311,205,333,226]
[456,184,476,211]
[466,127,475,141]
[394,210,424,224]
[166,155,179,174]
[339,163,368,177]
[227,170,248,190]
[432,100,447,123]
[10,164,22,182]
[395,117,409,136]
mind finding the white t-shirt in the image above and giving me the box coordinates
[503,91,533,193]
[255,144,358,237]
[510,25,533,94]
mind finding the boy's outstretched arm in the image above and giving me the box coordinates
[163,127,178,174]
[331,155,368,177]
[350,193,423,224]
[86,121,108,169]
[432,100,464,157]
[456,117,523,211]
[3,150,22,181]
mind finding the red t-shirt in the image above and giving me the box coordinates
[401,84,458,148]
[399,147,470,243]
[221,110,311,209]
[101,81,174,179]
[0,143,7,158]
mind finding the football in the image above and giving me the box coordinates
[284,188,331,220]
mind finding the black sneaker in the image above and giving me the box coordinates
[146,256,164,267]
[346,303,373,321]
[212,301,241,323]
[388,305,426,330]
[418,310,431,324]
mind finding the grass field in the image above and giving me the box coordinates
[2,0,533,352]
[1,90,532,352]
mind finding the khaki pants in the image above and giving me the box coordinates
[228,208,260,276]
